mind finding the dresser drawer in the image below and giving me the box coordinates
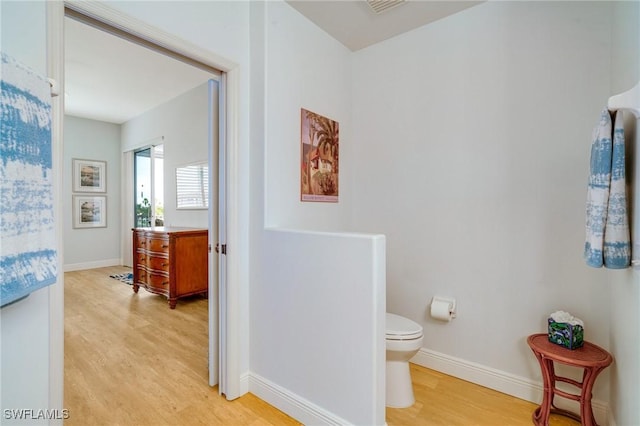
[136,251,148,265]
[136,268,148,284]
[147,272,170,290]
[148,238,170,253]
[148,256,170,272]
[136,236,149,250]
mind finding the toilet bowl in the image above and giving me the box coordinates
[386,313,424,408]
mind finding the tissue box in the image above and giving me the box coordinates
[548,318,584,350]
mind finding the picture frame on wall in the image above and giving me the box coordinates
[300,108,339,202]
[72,158,106,193]
[73,195,107,229]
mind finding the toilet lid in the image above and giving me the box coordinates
[386,313,423,340]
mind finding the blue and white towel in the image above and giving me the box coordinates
[0,52,57,306]
[584,108,630,269]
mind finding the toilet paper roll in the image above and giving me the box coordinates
[431,299,452,322]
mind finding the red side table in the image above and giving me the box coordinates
[527,334,612,426]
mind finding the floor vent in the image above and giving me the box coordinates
[366,0,406,14]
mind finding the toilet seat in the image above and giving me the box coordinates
[386,313,423,341]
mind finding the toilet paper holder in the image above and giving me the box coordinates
[430,296,457,320]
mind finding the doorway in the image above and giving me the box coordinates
[61,5,227,394]
[134,145,164,228]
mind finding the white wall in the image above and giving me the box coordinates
[352,0,615,409]
[0,1,53,424]
[252,229,386,425]
[262,2,353,230]
[609,3,640,425]
[63,116,121,270]
[121,82,210,229]
[247,3,388,423]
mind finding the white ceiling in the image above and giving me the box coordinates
[64,1,483,124]
[64,17,215,124]
[286,0,483,51]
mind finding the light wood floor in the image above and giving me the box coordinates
[65,266,579,425]
[387,364,579,426]
[64,266,299,426]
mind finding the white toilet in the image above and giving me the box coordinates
[386,313,424,408]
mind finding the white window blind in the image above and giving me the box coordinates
[176,163,208,209]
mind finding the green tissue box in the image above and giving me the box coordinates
[548,318,584,350]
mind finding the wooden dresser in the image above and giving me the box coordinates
[132,227,208,309]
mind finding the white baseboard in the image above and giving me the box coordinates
[248,372,351,426]
[63,258,122,272]
[411,348,610,425]
[243,351,614,426]
[240,371,250,396]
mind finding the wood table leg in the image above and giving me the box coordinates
[532,353,553,426]
[580,365,605,426]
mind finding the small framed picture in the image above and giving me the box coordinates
[73,158,106,193]
[73,195,107,228]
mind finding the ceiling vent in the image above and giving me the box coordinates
[366,0,406,14]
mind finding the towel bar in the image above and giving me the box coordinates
[608,82,640,118]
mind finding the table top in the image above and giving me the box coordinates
[133,226,207,234]
[527,333,613,368]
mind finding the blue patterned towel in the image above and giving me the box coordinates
[584,109,630,268]
[0,52,57,306]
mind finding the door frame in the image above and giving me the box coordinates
[47,0,243,407]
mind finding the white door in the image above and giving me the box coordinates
[208,78,226,389]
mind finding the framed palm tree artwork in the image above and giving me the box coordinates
[300,108,339,202]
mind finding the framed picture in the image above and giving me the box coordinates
[73,195,107,228]
[73,158,106,192]
[300,108,339,202]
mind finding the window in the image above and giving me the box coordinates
[134,145,164,227]
[176,162,208,209]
